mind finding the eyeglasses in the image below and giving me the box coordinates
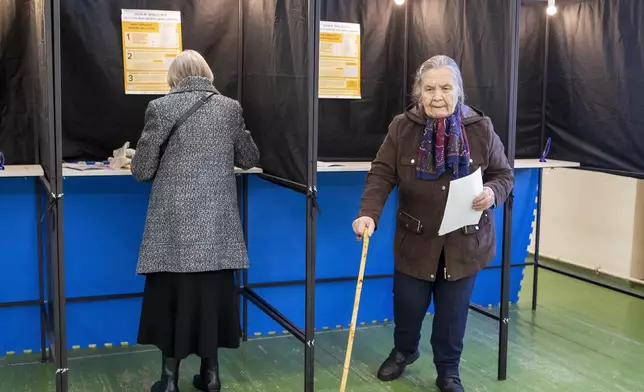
[0,152,4,170]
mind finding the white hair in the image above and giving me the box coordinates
[167,49,214,88]
[412,55,465,104]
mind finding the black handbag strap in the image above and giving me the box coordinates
[160,92,217,154]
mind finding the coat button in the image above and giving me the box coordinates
[447,275,451,279]
[430,274,435,279]
[411,159,415,164]
[469,158,473,163]
[441,186,446,191]
[475,225,479,230]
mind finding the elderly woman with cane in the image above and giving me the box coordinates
[352,55,514,392]
[131,49,259,392]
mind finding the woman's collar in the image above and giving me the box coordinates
[169,76,218,94]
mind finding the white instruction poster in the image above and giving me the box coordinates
[121,9,183,95]
[319,21,361,99]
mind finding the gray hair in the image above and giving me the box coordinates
[411,55,465,104]
[167,50,214,88]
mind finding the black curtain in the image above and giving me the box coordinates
[408,0,513,149]
[8,0,644,181]
[59,0,240,163]
[60,0,310,186]
[517,3,546,158]
[547,0,644,177]
[316,0,405,161]
[316,1,545,162]
[0,0,35,165]
[241,0,308,185]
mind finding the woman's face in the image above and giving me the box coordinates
[420,67,459,118]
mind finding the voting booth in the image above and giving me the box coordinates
[4,0,644,391]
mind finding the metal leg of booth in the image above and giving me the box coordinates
[52,195,68,392]
[533,10,550,312]
[241,174,249,342]
[498,192,514,381]
[235,175,245,340]
[532,169,543,310]
[36,177,48,362]
[497,0,521,381]
[304,0,320,389]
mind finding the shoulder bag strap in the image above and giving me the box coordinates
[160,92,217,155]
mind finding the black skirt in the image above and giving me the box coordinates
[137,269,240,359]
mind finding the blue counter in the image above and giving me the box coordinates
[0,165,539,354]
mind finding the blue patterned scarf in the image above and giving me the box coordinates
[416,103,470,180]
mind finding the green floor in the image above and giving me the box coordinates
[3,264,644,392]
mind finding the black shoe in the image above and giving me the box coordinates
[193,357,221,392]
[436,377,464,392]
[376,348,420,381]
[151,356,180,392]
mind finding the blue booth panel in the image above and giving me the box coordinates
[0,178,42,355]
[0,167,538,353]
[61,176,150,349]
[63,176,150,298]
[246,172,398,285]
[246,168,538,334]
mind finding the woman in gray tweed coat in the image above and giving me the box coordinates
[131,50,259,392]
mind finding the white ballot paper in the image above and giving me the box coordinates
[438,167,484,236]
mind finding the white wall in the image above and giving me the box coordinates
[529,168,644,282]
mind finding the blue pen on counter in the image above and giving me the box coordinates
[539,137,552,163]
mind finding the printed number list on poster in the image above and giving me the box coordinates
[319,21,361,99]
[121,9,183,95]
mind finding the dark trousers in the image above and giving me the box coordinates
[393,257,477,379]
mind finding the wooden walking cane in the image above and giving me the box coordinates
[339,231,371,392]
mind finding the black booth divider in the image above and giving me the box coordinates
[0,0,69,388]
[19,0,70,389]
[238,0,321,389]
[39,0,69,389]
[4,0,526,391]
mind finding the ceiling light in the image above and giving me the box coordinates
[546,0,557,16]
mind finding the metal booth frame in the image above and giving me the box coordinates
[3,0,527,391]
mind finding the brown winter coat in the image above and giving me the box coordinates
[358,104,514,282]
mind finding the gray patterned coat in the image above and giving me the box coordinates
[131,76,259,274]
